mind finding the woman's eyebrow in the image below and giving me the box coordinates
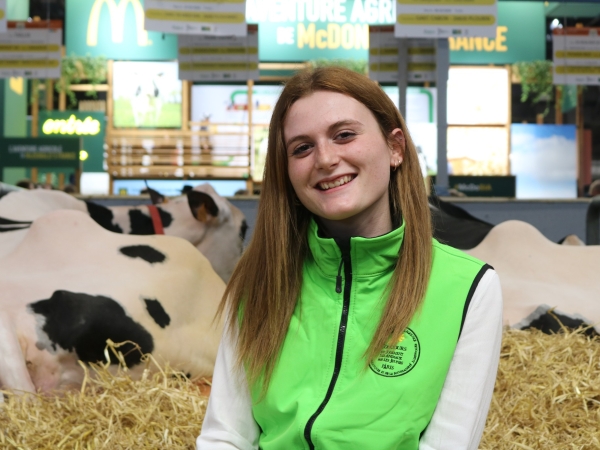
[328,119,363,132]
[286,120,364,149]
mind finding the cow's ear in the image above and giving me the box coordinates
[187,191,219,222]
[148,187,166,205]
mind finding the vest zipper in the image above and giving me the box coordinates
[335,259,343,294]
[303,238,352,450]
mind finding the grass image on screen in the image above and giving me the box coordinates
[112,61,182,128]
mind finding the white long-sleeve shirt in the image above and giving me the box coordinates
[197,270,503,450]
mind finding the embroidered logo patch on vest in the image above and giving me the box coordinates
[369,328,421,377]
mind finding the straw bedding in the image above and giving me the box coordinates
[1,328,599,449]
[480,327,600,449]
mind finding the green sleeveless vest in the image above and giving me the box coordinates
[250,220,489,450]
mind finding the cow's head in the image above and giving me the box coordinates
[157,184,246,282]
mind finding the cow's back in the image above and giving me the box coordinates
[466,220,600,330]
[0,189,87,221]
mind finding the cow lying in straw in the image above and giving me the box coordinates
[466,220,600,335]
[0,183,247,282]
[0,210,224,395]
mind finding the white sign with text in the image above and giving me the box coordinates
[0,27,62,78]
[553,28,600,86]
[395,0,497,38]
[145,0,247,36]
[179,29,259,81]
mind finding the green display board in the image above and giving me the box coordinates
[250,0,545,63]
[66,0,178,60]
[432,175,516,198]
[38,111,105,172]
[65,0,545,64]
[449,2,545,65]
[0,138,81,186]
[248,0,391,62]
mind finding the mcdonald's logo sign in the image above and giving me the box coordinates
[87,0,149,47]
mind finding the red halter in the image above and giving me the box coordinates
[147,205,165,235]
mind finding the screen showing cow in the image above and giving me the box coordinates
[191,84,283,181]
[112,61,182,129]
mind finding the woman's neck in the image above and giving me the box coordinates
[316,210,393,240]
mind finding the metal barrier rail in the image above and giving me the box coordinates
[586,196,600,245]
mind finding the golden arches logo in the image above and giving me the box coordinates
[87,0,149,47]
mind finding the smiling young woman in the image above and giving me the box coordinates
[197,67,502,450]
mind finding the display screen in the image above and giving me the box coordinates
[447,67,510,126]
[112,61,182,129]
[511,124,577,199]
[447,127,509,176]
[191,84,283,181]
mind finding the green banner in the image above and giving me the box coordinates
[0,137,81,171]
[248,0,390,62]
[449,2,545,64]
[65,0,544,63]
[38,111,105,173]
[250,0,544,64]
[66,0,177,60]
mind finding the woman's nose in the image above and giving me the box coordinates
[314,142,339,170]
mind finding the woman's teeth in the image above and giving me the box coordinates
[319,175,353,191]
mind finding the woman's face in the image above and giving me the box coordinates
[284,90,403,238]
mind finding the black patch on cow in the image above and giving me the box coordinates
[119,245,166,264]
[128,208,173,235]
[429,197,494,250]
[523,312,599,338]
[458,264,494,340]
[0,216,32,232]
[556,235,582,245]
[28,290,154,367]
[240,219,248,242]
[85,201,123,233]
[0,216,32,225]
[144,298,171,328]
[0,225,30,232]
[187,190,219,220]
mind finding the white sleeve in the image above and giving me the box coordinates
[419,269,503,450]
[196,325,259,450]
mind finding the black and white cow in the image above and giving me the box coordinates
[466,220,600,336]
[429,197,583,249]
[0,209,225,394]
[0,184,247,282]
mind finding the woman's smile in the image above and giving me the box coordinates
[316,174,356,191]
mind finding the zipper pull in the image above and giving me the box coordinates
[335,258,343,293]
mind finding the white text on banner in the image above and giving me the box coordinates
[0,27,62,78]
[178,28,259,81]
[145,0,247,36]
[395,0,497,39]
[553,28,600,86]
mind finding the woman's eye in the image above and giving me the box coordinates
[336,131,355,140]
[292,144,311,156]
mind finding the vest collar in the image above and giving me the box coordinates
[307,218,404,278]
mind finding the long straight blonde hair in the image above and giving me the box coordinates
[219,66,432,392]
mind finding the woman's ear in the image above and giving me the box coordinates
[389,128,405,168]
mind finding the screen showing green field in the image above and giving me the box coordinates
[112,61,182,128]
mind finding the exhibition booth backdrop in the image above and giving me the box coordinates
[0,0,585,199]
